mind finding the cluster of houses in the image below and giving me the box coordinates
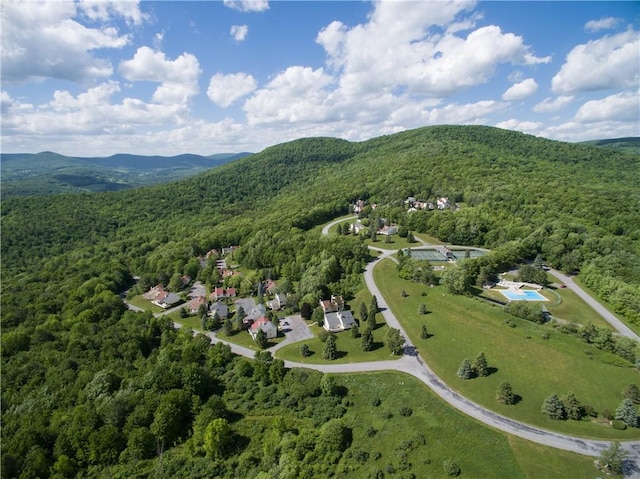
[404,196,450,212]
[350,219,398,236]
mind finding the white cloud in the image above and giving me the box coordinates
[317,1,549,98]
[502,78,538,101]
[231,25,249,42]
[244,66,335,125]
[119,47,201,104]
[495,119,544,135]
[585,17,621,32]
[223,0,269,13]
[1,0,131,84]
[574,90,640,123]
[207,73,257,108]
[533,96,574,113]
[552,30,639,94]
[78,0,147,26]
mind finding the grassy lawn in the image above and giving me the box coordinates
[413,231,446,245]
[334,372,596,478]
[374,259,640,440]
[276,320,401,364]
[506,436,600,479]
[173,314,205,332]
[126,294,165,314]
[219,328,287,351]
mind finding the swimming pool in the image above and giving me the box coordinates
[499,289,547,301]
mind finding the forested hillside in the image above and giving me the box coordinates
[2,125,639,477]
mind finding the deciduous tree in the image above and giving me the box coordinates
[385,328,404,355]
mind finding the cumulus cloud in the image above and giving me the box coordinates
[574,90,640,123]
[495,119,544,135]
[316,1,549,98]
[78,0,147,26]
[207,73,257,108]
[585,17,621,32]
[244,66,335,124]
[119,47,201,104]
[223,0,269,12]
[552,30,639,94]
[502,78,538,101]
[533,96,574,113]
[231,25,249,42]
[1,0,132,84]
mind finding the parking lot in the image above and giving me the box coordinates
[279,314,314,343]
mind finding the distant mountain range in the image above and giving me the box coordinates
[0,151,252,197]
[2,136,636,198]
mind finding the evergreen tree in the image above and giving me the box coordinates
[336,224,342,235]
[562,392,584,420]
[420,324,428,339]
[369,295,379,315]
[474,352,489,377]
[419,303,427,315]
[223,318,233,335]
[541,393,566,420]
[367,310,376,330]
[254,329,268,349]
[322,335,338,361]
[359,302,368,322]
[615,398,638,427]
[361,328,373,352]
[598,441,626,475]
[350,324,361,339]
[210,312,221,331]
[407,231,415,243]
[623,384,640,404]
[496,381,515,405]
[457,359,473,379]
[299,343,311,358]
[385,328,404,355]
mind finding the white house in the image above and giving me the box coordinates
[249,317,278,340]
[437,197,449,209]
[320,296,356,332]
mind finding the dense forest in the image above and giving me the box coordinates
[2,125,639,477]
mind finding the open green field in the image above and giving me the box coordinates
[331,372,597,478]
[374,259,640,440]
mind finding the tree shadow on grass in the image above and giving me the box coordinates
[512,394,523,405]
[486,366,499,376]
[335,350,348,360]
[370,341,385,352]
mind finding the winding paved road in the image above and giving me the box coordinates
[176,217,640,475]
[549,268,639,341]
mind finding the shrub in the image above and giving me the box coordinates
[371,396,381,407]
[399,406,413,417]
[443,459,461,477]
[612,420,628,430]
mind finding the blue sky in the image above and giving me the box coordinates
[2,0,638,156]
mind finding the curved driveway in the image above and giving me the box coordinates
[193,222,640,475]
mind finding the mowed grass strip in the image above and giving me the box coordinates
[506,436,597,479]
[374,259,640,439]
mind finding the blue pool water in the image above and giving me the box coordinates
[499,290,547,301]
